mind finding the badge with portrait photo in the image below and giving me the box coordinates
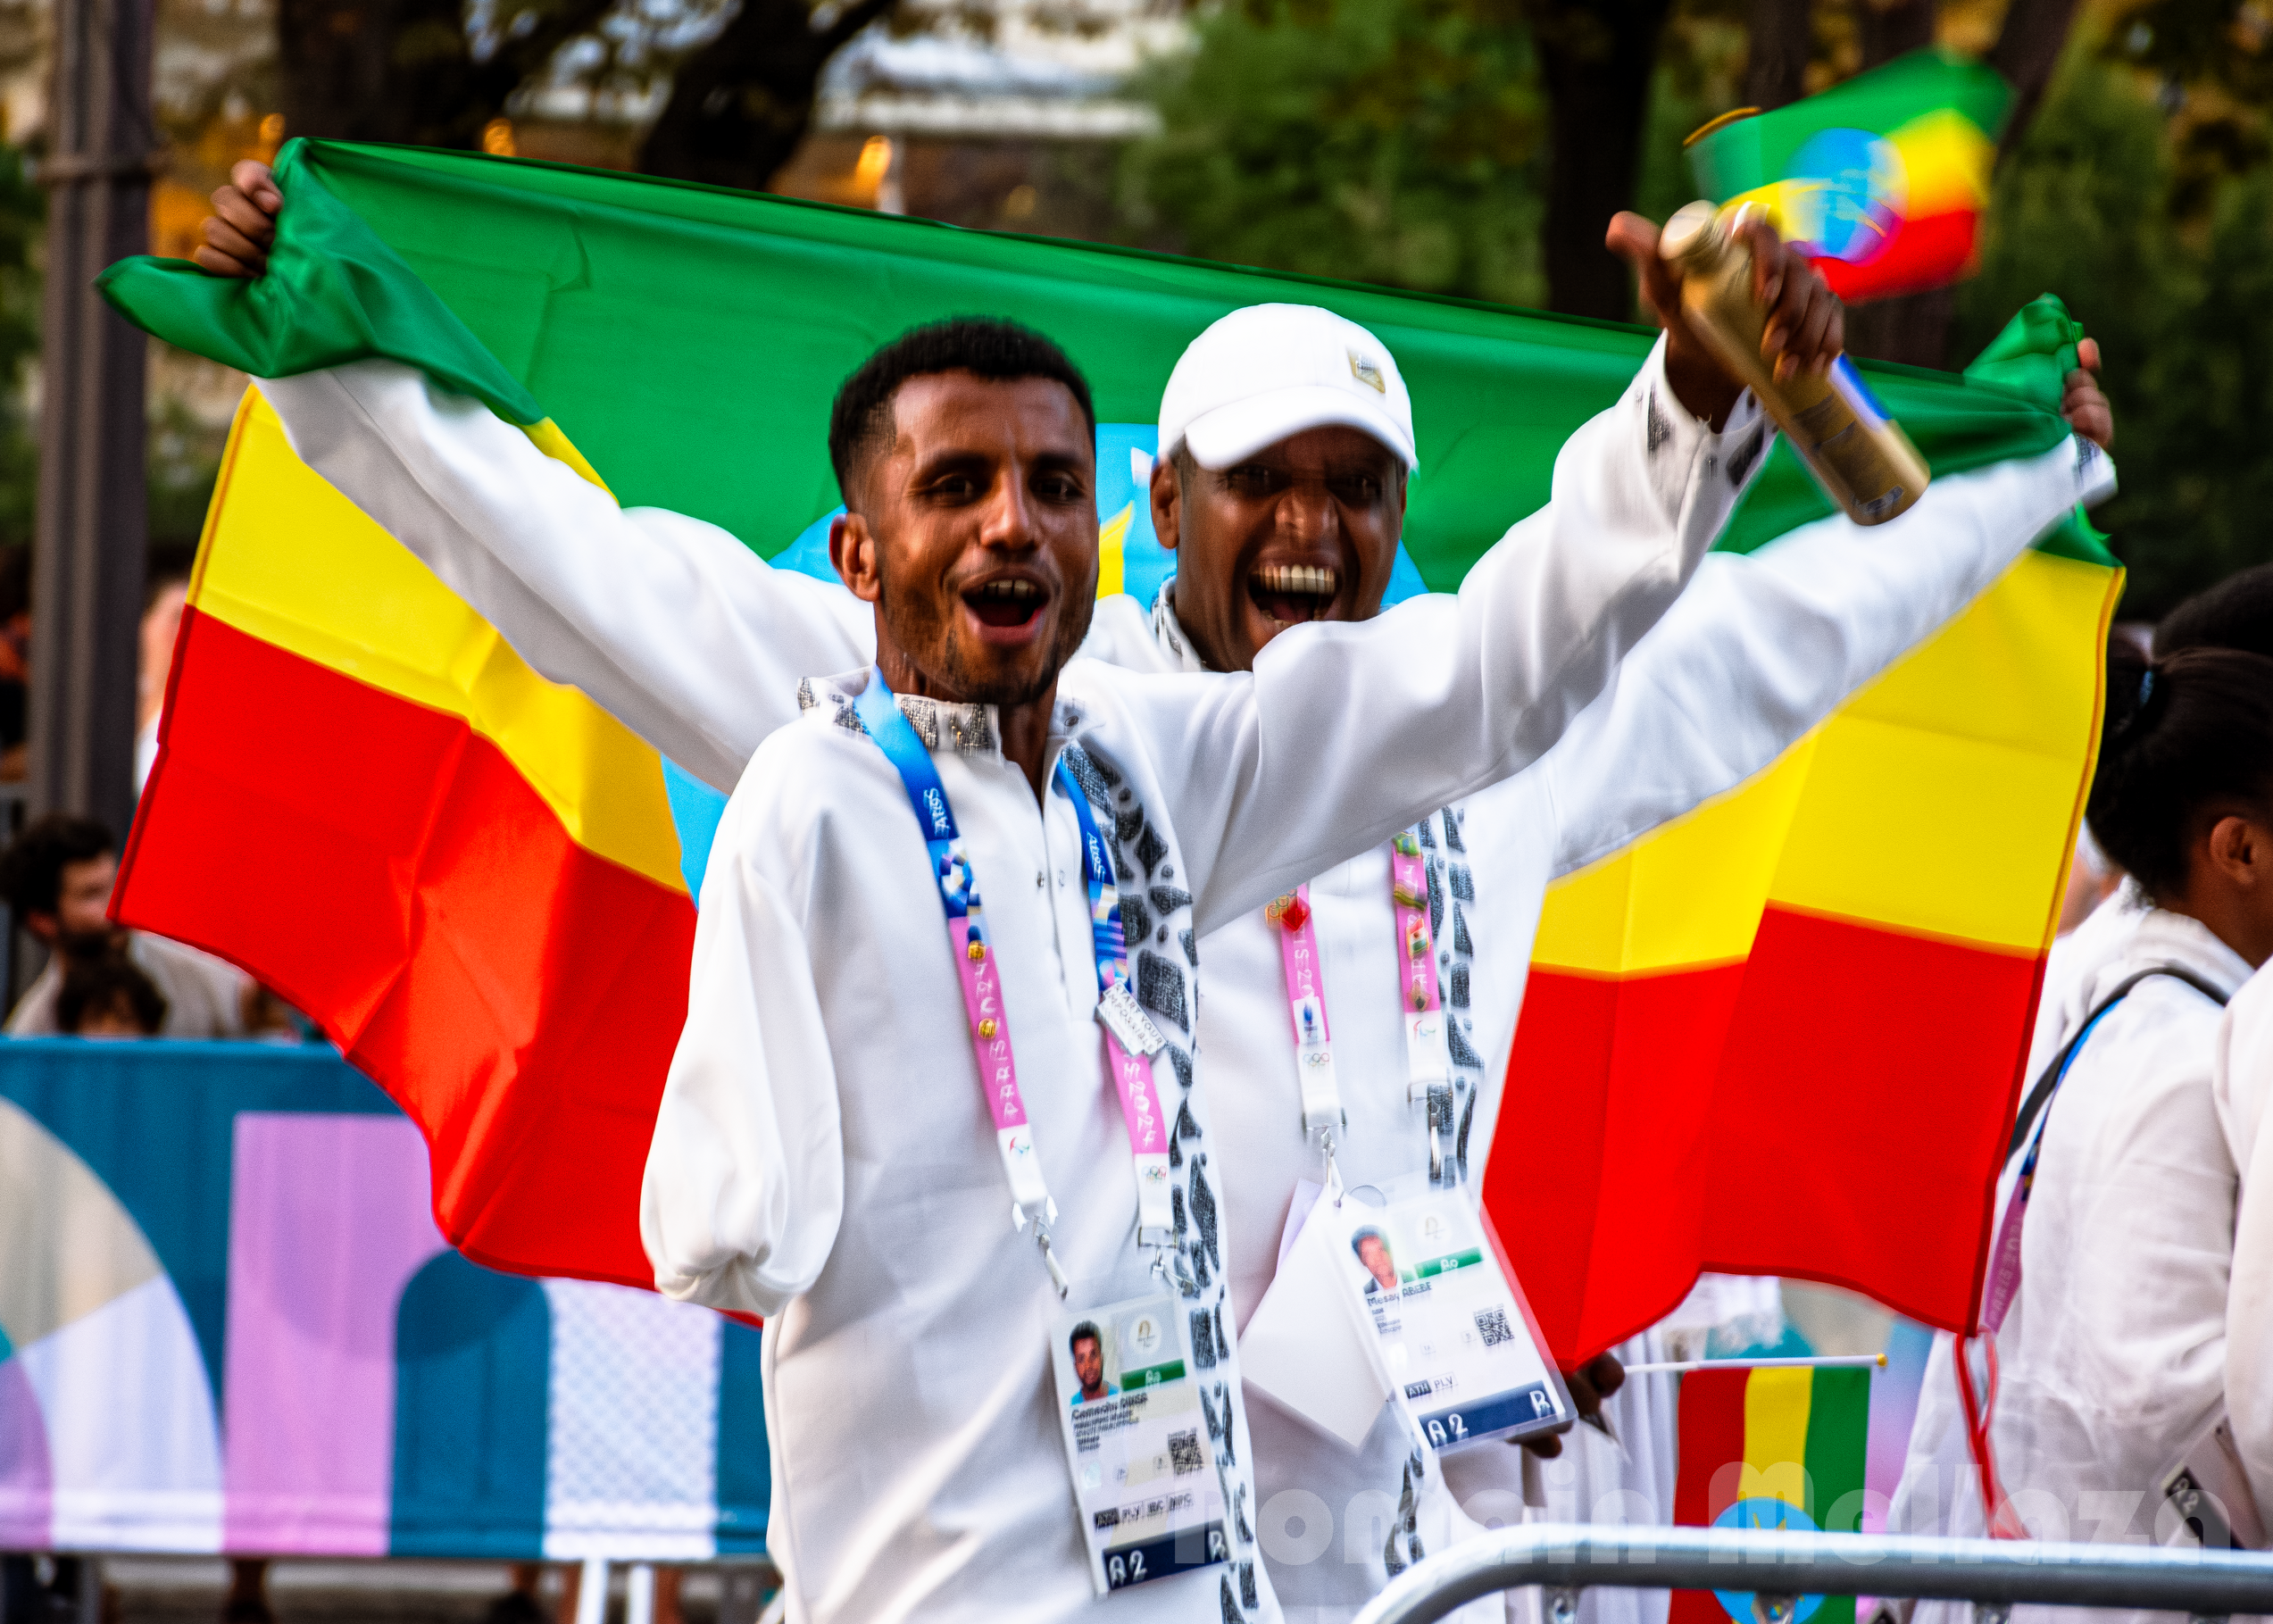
[1048,1295,1231,1595]
[1329,1176,1573,1452]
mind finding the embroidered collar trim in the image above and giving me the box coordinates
[1149,584,1210,674]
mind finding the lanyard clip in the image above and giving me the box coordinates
[1031,1215,1071,1299]
[1311,1123,1345,1202]
[1423,1082,1458,1187]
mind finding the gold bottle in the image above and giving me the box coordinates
[1658,198,1929,525]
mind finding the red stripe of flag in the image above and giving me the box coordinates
[120,608,695,1286]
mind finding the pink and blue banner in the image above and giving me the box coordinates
[0,1039,768,1558]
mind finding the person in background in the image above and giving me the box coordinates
[2160,560,2273,661]
[137,570,190,794]
[2180,564,2273,1531]
[55,950,167,1037]
[2031,567,2273,1088]
[1888,644,2273,1621]
[0,812,272,1037]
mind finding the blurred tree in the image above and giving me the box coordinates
[279,0,612,151]
[276,0,896,187]
[0,146,39,554]
[637,0,899,187]
[1122,0,1549,307]
[1526,0,1675,316]
[1954,42,2273,616]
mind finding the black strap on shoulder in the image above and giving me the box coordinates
[2003,965,2233,1162]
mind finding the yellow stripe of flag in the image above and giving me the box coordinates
[1532,548,2113,975]
[190,393,688,894]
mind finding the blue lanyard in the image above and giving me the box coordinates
[2015,997,2123,1195]
[852,669,1173,1280]
[853,669,1122,964]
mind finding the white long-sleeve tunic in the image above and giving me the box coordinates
[1891,908,2252,1624]
[2215,964,2273,1520]
[254,345,2109,1622]
[641,419,1721,1622]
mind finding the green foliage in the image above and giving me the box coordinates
[1958,46,2273,618]
[0,143,40,553]
[1632,12,1747,234]
[1120,0,1549,308]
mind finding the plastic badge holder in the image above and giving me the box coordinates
[1242,1177,1574,1454]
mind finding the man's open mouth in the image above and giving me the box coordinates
[1248,562,1340,625]
[963,576,1048,629]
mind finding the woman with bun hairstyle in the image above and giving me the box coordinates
[1888,644,2273,1622]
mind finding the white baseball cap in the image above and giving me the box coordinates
[1158,304,1418,472]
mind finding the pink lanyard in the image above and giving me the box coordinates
[858,671,1172,1296]
[1265,824,1455,1181]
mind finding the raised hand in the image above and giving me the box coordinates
[2062,337,2113,451]
[1608,208,1845,430]
[194,160,281,279]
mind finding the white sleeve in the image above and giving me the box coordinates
[2219,971,2273,1519]
[1148,341,1765,936]
[1541,435,2117,877]
[638,787,844,1317]
[255,361,875,793]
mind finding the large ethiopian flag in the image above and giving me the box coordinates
[98,139,2117,1352]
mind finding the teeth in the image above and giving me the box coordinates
[1253,563,1339,597]
[977,579,1041,601]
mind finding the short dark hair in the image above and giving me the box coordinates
[57,950,166,1036]
[2087,644,2273,895]
[0,812,117,918]
[1070,1320,1102,1356]
[2159,563,2273,663]
[1351,1227,1388,1258]
[827,319,1095,512]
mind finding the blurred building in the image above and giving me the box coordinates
[512,0,1176,230]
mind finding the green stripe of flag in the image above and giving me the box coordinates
[98,137,2102,590]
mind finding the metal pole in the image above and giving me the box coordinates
[1351,1524,2273,1624]
[29,0,155,844]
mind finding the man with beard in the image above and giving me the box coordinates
[634,315,1722,1620]
[1,812,255,1037]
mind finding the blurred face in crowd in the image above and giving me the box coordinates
[75,993,149,1038]
[1150,426,1409,673]
[33,851,121,954]
[832,372,1099,712]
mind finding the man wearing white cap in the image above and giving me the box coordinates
[197,170,2115,1621]
[1112,266,2112,1624]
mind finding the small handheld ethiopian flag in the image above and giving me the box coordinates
[1671,1365,1872,1624]
[1686,48,2011,302]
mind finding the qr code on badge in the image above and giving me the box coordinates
[1474,1307,1514,1348]
[1169,1429,1203,1475]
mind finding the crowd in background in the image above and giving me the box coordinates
[0,567,303,1041]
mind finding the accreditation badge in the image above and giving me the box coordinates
[1335,1177,1572,1451]
[1049,1295,1231,1595]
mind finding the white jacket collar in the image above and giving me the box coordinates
[1149,582,1210,673]
[796,669,1095,757]
[2091,906,2256,1006]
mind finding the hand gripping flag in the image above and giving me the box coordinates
[1687,49,2011,302]
[98,142,2116,1339]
